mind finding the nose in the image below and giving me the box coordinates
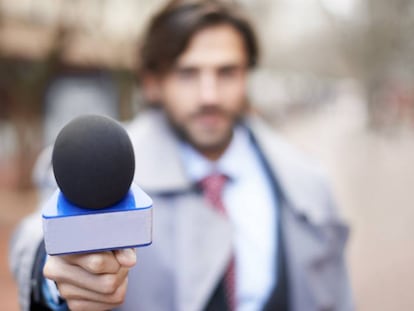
[199,71,219,105]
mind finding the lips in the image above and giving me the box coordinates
[192,110,228,128]
[197,112,222,123]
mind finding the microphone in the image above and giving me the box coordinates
[42,115,153,255]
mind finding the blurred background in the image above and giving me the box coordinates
[1,0,413,310]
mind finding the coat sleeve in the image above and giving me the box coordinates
[329,206,355,311]
[9,146,57,311]
[317,177,355,311]
[9,210,45,311]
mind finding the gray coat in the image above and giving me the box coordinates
[10,110,353,311]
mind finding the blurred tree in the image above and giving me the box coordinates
[319,0,414,130]
[0,57,51,188]
[0,0,137,188]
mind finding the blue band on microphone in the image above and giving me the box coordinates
[47,190,137,218]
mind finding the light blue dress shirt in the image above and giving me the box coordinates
[180,125,278,311]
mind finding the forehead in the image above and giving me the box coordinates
[175,24,247,68]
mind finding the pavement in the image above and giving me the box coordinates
[0,189,37,311]
[1,95,414,310]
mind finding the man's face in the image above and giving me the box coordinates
[147,24,249,159]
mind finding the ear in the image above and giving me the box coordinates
[141,73,162,104]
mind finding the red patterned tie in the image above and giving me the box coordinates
[199,173,236,311]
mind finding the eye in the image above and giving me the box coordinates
[218,66,244,79]
[175,67,197,80]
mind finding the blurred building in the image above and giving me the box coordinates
[1,0,413,188]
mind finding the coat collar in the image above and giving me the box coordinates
[127,109,192,194]
[128,109,334,226]
[244,115,338,226]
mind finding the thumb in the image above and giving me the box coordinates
[114,248,137,268]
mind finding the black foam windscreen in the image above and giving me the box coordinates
[52,115,135,209]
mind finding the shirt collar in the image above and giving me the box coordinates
[180,125,256,183]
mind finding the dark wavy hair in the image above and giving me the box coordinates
[138,0,259,76]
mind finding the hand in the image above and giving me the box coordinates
[43,248,136,311]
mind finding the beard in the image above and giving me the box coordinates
[167,104,246,159]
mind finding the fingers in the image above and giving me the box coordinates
[65,299,122,311]
[58,274,128,305]
[63,251,122,274]
[44,256,129,294]
[43,249,137,310]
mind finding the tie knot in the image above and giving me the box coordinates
[200,173,227,193]
[199,173,228,213]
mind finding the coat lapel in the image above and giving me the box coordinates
[247,115,350,311]
[128,109,190,193]
[174,195,232,311]
[280,202,349,310]
[127,110,233,311]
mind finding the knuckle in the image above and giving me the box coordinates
[87,254,106,273]
[55,284,75,301]
[43,259,58,280]
[56,283,68,298]
[67,300,84,311]
[101,274,118,294]
[110,285,127,304]
[42,263,51,278]
[110,292,125,305]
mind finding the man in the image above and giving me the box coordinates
[10,1,353,310]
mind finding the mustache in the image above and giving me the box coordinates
[191,106,229,118]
